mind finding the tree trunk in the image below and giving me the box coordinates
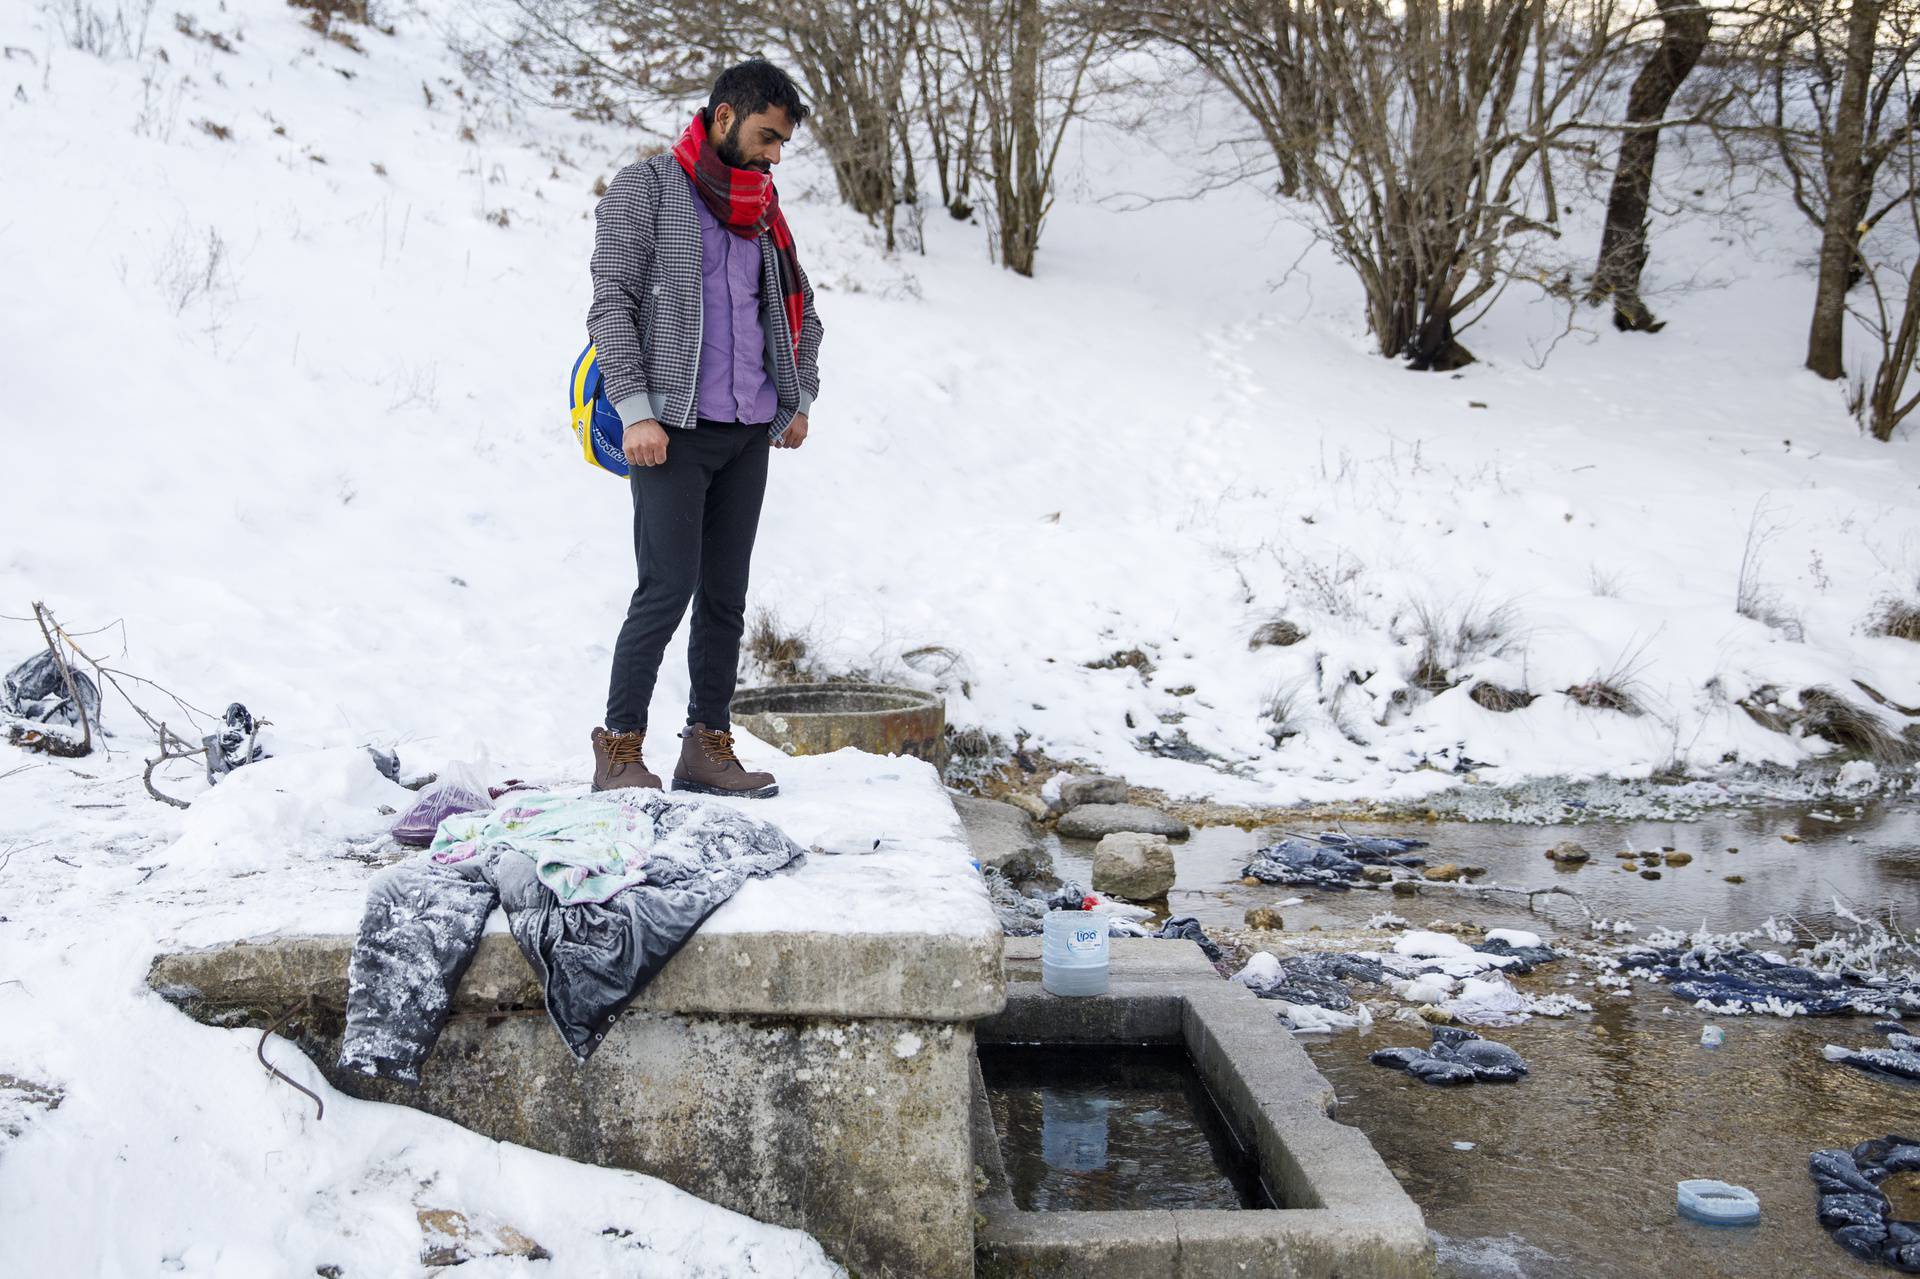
[1867,256,1920,439]
[1590,0,1709,331]
[1807,0,1879,379]
[954,90,979,217]
[1001,0,1043,275]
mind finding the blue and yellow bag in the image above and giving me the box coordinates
[567,342,630,478]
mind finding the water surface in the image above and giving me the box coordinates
[979,1042,1270,1212]
[1048,801,1920,1276]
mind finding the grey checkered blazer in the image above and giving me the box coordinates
[586,153,823,442]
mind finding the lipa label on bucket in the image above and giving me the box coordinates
[1067,925,1105,954]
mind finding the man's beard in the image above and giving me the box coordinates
[715,118,768,173]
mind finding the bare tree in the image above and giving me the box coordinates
[947,0,1104,274]
[780,0,929,249]
[1851,84,1920,438]
[1136,0,1643,368]
[1856,249,1920,436]
[916,20,984,218]
[1736,0,1920,378]
[1589,0,1714,330]
[458,0,927,244]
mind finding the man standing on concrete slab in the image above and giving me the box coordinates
[586,59,824,799]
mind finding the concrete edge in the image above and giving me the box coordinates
[972,941,1434,1277]
[148,926,1006,1023]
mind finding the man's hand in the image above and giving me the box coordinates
[623,419,668,468]
[774,412,809,450]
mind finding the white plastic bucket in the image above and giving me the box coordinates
[1042,910,1110,997]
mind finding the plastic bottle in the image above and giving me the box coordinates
[1042,910,1110,996]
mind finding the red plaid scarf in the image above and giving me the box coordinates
[673,109,805,348]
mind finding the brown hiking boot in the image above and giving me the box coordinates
[672,723,778,798]
[591,726,661,792]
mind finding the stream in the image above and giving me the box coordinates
[1049,801,1920,1277]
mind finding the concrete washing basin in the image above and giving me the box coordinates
[972,938,1435,1278]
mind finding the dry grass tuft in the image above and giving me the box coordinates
[1248,618,1307,650]
[744,609,814,684]
[1798,687,1915,765]
[1868,595,1920,642]
[1565,678,1644,716]
[1470,682,1536,713]
[1086,648,1155,677]
[1404,595,1519,695]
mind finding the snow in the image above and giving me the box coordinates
[0,929,843,1277]
[1838,761,1883,790]
[1232,951,1283,987]
[1395,972,1459,1004]
[167,746,416,869]
[3,0,1917,842]
[1393,930,1479,960]
[1282,1001,1374,1034]
[1445,976,1529,1024]
[0,740,975,1275]
[690,750,996,939]
[4,0,1920,1260]
[1483,928,1544,949]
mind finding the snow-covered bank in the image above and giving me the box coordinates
[0,926,844,1277]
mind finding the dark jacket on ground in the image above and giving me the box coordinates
[339,794,806,1085]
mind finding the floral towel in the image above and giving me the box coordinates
[431,793,653,905]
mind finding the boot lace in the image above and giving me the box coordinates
[603,731,645,765]
[697,728,741,766]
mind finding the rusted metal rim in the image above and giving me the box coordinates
[731,682,947,766]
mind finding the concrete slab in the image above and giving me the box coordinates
[146,749,1006,1279]
[151,925,1002,1022]
[974,938,1434,1279]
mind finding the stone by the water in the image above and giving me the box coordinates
[1091,832,1175,900]
[1057,774,1128,809]
[952,794,1054,885]
[1055,803,1189,841]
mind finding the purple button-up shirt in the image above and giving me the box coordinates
[689,171,778,426]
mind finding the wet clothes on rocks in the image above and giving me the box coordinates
[339,792,805,1085]
[1240,833,1428,890]
[1369,1026,1531,1086]
[1826,1025,1920,1083]
[1809,1138,1920,1272]
[1621,944,1920,1017]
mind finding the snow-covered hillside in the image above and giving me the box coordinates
[4,0,1920,822]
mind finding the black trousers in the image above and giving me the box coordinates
[605,418,771,733]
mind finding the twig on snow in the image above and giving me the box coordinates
[142,723,203,810]
[1389,878,1597,924]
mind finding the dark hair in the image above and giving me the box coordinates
[708,59,809,128]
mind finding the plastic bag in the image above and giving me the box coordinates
[391,760,492,847]
[203,702,269,783]
[3,649,101,729]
